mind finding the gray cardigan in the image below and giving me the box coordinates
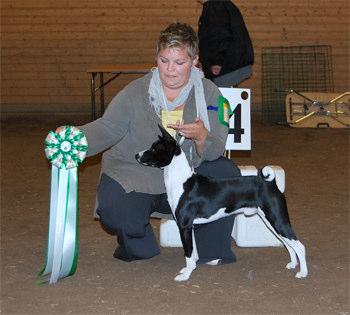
[79,72,228,194]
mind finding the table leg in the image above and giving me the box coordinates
[90,72,96,121]
[99,72,105,116]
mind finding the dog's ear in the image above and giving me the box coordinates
[158,124,174,141]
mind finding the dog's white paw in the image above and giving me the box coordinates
[295,271,308,278]
[174,266,195,282]
[179,267,187,274]
[174,271,191,282]
[286,261,298,269]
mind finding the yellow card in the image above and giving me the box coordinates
[161,109,183,138]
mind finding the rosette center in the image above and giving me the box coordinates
[60,140,72,153]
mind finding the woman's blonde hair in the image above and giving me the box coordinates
[157,22,199,59]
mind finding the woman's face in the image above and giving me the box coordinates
[156,46,198,91]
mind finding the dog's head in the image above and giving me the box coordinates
[135,125,184,168]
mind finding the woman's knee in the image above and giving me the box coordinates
[196,156,241,178]
[97,204,150,237]
[98,194,154,237]
[96,206,118,234]
[96,174,123,232]
[97,174,154,237]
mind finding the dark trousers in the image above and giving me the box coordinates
[96,156,241,263]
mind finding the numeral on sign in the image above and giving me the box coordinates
[228,103,245,143]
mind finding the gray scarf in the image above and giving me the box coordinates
[149,67,210,131]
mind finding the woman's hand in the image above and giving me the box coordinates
[168,118,208,155]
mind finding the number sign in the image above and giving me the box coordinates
[219,88,251,151]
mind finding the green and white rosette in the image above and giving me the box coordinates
[39,125,88,284]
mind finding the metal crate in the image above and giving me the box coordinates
[261,45,334,123]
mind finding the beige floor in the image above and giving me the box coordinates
[1,115,349,315]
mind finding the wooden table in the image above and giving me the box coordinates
[87,64,154,120]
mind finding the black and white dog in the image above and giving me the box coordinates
[136,125,308,281]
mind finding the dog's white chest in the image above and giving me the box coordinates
[164,152,193,214]
[164,176,184,214]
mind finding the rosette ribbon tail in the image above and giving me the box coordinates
[39,126,87,284]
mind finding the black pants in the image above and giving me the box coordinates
[97,156,241,263]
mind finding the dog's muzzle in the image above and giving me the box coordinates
[135,151,150,166]
[135,153,141,162]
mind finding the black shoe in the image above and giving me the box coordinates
[113,246,133,262]
[113,246,159,262]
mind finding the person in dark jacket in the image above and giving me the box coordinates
[198,0,254,87]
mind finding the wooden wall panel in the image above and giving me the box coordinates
[1,0,349,116]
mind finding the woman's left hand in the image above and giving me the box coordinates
[168,118,208,154]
